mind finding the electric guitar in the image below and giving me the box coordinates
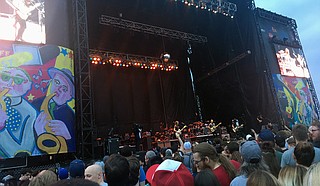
[232,124,244,133]
[175,125,187,134]
[210,122,222,133]
[6,0,42,20]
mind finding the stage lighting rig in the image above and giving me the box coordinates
[89,54,103,64]
[176,0,237,18]
[90,50,178,71]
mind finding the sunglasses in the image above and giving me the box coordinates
[1,73,27,85]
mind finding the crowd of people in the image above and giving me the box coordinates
[1,120,320,186]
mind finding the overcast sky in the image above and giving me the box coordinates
[254,0,320,101]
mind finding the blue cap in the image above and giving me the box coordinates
[240,141,262,163]
[184,142,192,150]
[69,159,85,178]
[259,129,275,142]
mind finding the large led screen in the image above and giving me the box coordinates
[274,44,310,78]
[273,74,317,128]
[0,0,45,44]
[0,42,75,158]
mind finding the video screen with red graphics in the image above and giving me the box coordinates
[0,0,45,44]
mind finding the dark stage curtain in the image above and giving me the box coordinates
[91,54,196,137]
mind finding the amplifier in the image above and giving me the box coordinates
[106,138,119,155]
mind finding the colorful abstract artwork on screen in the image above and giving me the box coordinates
[0,43,75,158]
[273,74,317,128]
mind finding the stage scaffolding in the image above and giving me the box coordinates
[72,0,95,159]
[99,15,208,43]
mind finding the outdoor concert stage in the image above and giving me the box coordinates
[0,0,319,173]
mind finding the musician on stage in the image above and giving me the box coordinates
[133,123,143,151]
[11,0,41,41]
[256,114,270,133]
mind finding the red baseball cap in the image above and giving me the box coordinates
[146,159,194,186]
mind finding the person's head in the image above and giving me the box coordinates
[193,142,236,180]
[145,150,156,164]
[120,145,133,157]
[261,144,280,178]
[148,155,163,166]
[126,156,140,186]
[57,167,68,180]
[2,174,16,186]
[94,161,105,174]
[230,151,242,163]
[258,129,275,142]
[226,141,239,154]
[309,120,320,142]
[246,170,281,186]
[104,154,129,186]
[184,141,192,152]
[0,67,32,97]
[292,124,308,142]
[275,130,291,148]
[29,169,58,186]
[146,159,194,186]
[48,68,74,105]
[240,141,261,164]
[286,136,296,149]
[303,162,320,186]
[194,168,220,186]
[172,151,184,162]
[69,159,85,179]
[294,142,315,167]
[102,155,110,164]
[160,147,168,158]
[165,148,173,158]
[278,165,307,186]
[239,141,269,176]
[50,178,99,186]
[84,164,104,184]
[193,142,219,171]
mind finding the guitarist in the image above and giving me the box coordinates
[11,0,40,41]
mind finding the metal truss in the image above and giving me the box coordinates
[257,8,297,28]
[73,0,95,159]
[99,15,208,43]
[306,78,320,120]
[90,49,178,69]
[254,8,284,125]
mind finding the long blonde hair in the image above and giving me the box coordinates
[28,170,57,186]
[303,162,320,186]
[278,166,307,186]
[246,170,281,186]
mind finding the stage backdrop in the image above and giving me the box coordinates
[0,42,75,158]
[272,74,317,127]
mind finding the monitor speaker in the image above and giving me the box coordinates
[106,138,119,155]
